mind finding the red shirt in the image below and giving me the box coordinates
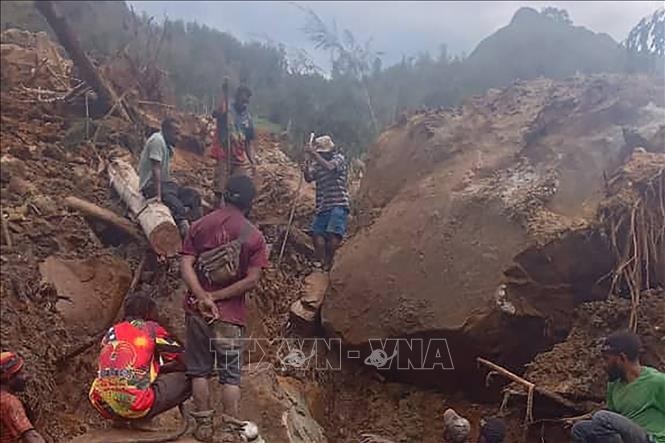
[181,206,269,325]
[0,390,33,443]
[88,320,182,420]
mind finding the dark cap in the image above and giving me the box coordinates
[600,330,641,361]
[224,175,256,210]
[480,417,506,443]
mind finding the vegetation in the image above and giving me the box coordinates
[1,1,662,158]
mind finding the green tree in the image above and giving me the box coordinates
[540,7,572,25]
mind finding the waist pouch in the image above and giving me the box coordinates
[195,221,251,286]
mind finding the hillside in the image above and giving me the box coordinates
[2,2,660,161]
[463,7,627,92]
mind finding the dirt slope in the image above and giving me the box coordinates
[324,74,665,387]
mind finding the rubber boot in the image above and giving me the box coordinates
[191,409,215,442]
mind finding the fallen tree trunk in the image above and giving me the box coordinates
[108,158,181,257]
[34,0,131,121]
[64,196,142,240]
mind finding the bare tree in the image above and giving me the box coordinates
[294,3,382,134]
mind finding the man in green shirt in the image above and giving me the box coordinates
[138,118,202,236]
[572,330,665,443]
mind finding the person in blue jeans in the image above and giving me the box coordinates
[303,135,350,271]
[571,330,665,443]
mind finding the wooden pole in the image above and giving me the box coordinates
[476,357,585,413]
[129,252,148,293]
[64,196,142,240]
[223,77,231,190]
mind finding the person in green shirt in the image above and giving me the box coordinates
[138,118,202,236]
[571,330,665,443]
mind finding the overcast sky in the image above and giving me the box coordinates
[129,1,661,67]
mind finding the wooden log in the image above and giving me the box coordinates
[34,1,131,121]
[108,158,181,257]
[64,196,142,240]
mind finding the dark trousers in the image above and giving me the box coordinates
[144,372,192,419]
[142,181,202,223]
[571,411,652,443]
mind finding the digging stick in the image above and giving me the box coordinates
[223,77,231,188]
[477,357,585,413]
[277,132,315,268]
[129,252,148,293]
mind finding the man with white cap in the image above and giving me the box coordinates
[303,135,350,271]
[443,408,471,443]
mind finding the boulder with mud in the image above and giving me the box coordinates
[322,74,665,387]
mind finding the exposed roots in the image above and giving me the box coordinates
[601,162,665,332]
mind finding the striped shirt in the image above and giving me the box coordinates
[304,152,350,213]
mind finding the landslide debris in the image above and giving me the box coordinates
[324,74,665,389]
[0,28,320,442]
[519,289,665,408]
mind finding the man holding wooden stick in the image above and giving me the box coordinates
[211,83,257,196]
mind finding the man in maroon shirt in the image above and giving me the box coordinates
[180,175,269,442]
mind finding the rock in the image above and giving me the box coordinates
[39,255,131,337]
[31,194,58,216]
[0,154,26,183]
[323,75,665,385]
[7,176,36,197]
[43,143,67,161]
[241,364,328,443]
[290,299,318,323]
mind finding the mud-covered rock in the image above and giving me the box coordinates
[323,75,665,384]
[39,255,131,337]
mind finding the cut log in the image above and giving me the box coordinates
[108,158,181,257]
[34,1,131,121]
[64,196,142,240]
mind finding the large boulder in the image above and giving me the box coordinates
[40,254,131,337]
[323,75,665,385]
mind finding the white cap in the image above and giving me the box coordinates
[443,408,471,443]
[314,135,335,153]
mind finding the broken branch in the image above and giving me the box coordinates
[64,196,142,240]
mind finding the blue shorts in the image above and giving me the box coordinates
[312,206,349,238]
